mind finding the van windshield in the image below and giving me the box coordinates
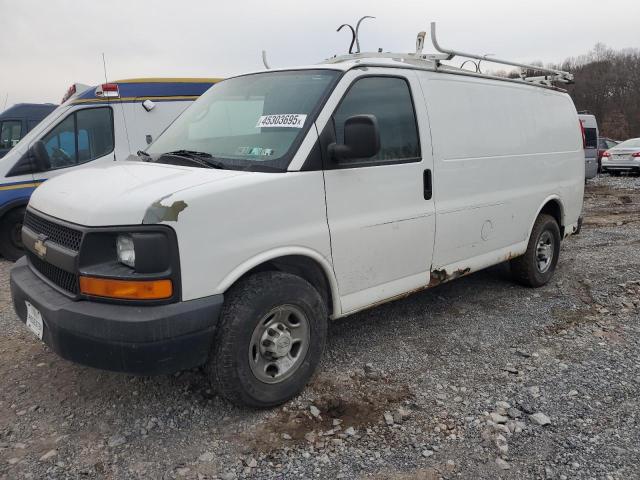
[147,70,340,171]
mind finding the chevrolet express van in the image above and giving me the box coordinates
[10,37,585,407]
[0,103,57,158]
[0,78,220,260]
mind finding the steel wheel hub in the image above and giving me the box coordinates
[536,231,554,273]
[248,305,310,384]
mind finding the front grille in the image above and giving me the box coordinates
[28,253,79,295]
[23,210,83,251]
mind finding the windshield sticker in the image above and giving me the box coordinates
[256,114,307,129]
[237,147,275,156]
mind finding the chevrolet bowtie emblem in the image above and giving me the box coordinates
[34,238,47,258]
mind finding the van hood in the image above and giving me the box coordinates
[29,161,247,226]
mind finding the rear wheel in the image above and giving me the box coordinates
[510,214,561,288]
[208,271,328,407]
[0,207,26,261]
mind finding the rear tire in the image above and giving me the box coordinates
[208,271,328,408]
[0,207,26,261]
[510,214,561,288]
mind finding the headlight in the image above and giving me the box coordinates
[116,234,135,268]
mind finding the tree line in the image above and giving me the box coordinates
[494,44,640,140]
[559,44,640,140]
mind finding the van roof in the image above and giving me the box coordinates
[241,58,568,92]
[69,77,223,105]
[0,103,58,120]
[578,113,598,128]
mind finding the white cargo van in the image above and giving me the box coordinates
[11,26,585,407]
[0,78,220,260]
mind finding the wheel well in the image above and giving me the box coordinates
[0,202,27,223]
[539,200,564,236]
[238,255,334,314]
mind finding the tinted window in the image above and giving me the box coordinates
[333,77,420,163]
[584,128,597,148]
[0,121,22,149]
[40,108,113,169]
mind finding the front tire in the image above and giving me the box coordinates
[208,271,328,408]
[0,207,26,261]
[510,214,561,288]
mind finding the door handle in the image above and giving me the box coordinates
[423,169,433,200]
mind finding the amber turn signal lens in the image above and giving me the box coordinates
[79,276,173,300]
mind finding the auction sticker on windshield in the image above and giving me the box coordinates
[25,301,44,340]
[256,114,307,128]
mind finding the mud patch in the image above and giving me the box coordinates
[370,467,440,480]
[546,306,598,334]
[240,371,411,453]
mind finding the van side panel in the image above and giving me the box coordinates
[127,99,193,152]
[418,72,584,269]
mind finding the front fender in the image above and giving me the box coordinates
[215,246,341,318]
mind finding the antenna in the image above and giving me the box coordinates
[101,52,109,83]
[337,24,356,54]
[336,16,374,54]
[354,16,375,54]
[262,50,271,69]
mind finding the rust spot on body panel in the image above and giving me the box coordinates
[428,267,471,287]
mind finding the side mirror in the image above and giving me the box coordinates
[29,141,50,171]
[329,114,380,162]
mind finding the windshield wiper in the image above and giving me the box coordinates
[160,150,226,169]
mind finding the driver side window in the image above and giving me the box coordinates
[40,107,114,170]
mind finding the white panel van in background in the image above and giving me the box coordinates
[11,25,585,407]
[579,112,599,180]
[0,78,221,260]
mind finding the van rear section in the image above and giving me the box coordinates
[0,78,221,260]
[579,113,599,179]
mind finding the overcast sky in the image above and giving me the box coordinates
[1,0,639,109]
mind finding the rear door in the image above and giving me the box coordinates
[321,69,436,314]
[580,117,598,178]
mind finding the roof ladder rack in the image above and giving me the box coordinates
[429,22,574,86]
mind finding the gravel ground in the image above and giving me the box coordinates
[1,174,639,480]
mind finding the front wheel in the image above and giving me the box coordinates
[208,271,328,408]
[510,214,561,288]
[0,207,26,261]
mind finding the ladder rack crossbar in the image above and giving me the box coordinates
[429,22,574,84]
[321,22,574,87]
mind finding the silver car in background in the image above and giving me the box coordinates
[601,137,640,175]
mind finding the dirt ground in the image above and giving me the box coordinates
[1,174,639,480]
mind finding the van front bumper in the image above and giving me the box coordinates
[10,257,223,375]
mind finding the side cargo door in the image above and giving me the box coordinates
[320,69,436,314]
